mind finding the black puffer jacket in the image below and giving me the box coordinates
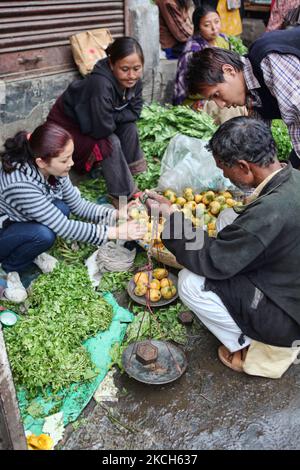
[163,164,300,346]
[62,58,143,139]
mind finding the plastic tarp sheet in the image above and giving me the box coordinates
[17,292,133,436]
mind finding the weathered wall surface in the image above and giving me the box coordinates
[0,71,79,147]
[0,0,177,148]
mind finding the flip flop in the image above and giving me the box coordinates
[218,345,248,373]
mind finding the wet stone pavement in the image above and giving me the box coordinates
[61,318,300,450]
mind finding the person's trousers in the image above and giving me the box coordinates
[101,122,147,198]
[178,269,252,352]
[178,207,251,353]
[0,200,70,273]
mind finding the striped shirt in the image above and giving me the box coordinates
[242,54,300,158]
[0,163,117,245]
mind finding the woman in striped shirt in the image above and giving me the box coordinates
[0,122,146,275]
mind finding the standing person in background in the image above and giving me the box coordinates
[47,37,147,204]
[173,3,229,106]
[186,27,300,168]
[216,0,242,37]
[266,0,300,31]
[173,2,246,123]
[156,0,193,59]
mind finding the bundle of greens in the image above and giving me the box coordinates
[137,103,217,160]
[4,263,113,398]
[271,119,292,161]
[50,237,94,264]
[134,156,161,191]
[228,36,248,55]
[77,177,107,201]
[98,271,134,294]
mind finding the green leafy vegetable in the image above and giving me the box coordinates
[135,103,217,190]
[137,103,217,160]
[49,237,94,264]
[4,263,113,398]
[271,119,292,161]
[77,177,107,202]
[228,36,248,55]
[98,271,133,293]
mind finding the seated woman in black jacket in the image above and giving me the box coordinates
[47,37,147,203]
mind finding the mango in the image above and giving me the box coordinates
[175,197,187,207]
[160,278,173,288]
[184,201,197,212]
[134,272,149,285]
[146,288,161,302]
[226,198,237,208]
[163,189,177,204]
[209,201,221,215]
[150,279,161,290]
[221,191,233,199]
[215,195,226,205]
[194,194,203,203]
[161,285,177,300]
[202,191,215,205]
[153,268,168,280]
[134,284,148,296]
[129,202,148,218]
[183,187,194,200]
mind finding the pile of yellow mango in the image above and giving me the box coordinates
[128,188,243,250]
[163,188,243,238]
[133,268,177,302]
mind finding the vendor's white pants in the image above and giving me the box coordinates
[178,269,252,352]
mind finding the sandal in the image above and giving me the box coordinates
[218,345,248,373]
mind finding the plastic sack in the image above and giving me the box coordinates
[157,134,235,194]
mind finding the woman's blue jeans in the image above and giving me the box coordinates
[0,199,70,273]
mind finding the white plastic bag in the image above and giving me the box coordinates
[157,134,235,194]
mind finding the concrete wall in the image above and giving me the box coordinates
[126,0,177,104]
[0,71,79,148]
[0,0,177,148]
[242,18,266,47]
[0,0,270,149]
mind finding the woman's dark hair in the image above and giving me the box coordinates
[192,0,218,7]
[207,117,277,167]
[1,122,72,173]
[106,36,144,65]
[192,3,218,34]
[177,0,191,9]
[187,47,244,95]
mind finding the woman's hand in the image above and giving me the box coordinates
[107,219,147,241]
[116,200,140,221]
[144,190,177,218]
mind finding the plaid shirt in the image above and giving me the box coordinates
[242,54,300,158]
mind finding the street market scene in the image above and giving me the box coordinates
[1,0,300,452]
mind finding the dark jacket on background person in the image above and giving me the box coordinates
[162,164,300,347]
[247,26,300,120]
[62,58,143,140]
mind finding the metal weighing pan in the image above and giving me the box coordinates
[127,272,178,307]
[122,340,188,385]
